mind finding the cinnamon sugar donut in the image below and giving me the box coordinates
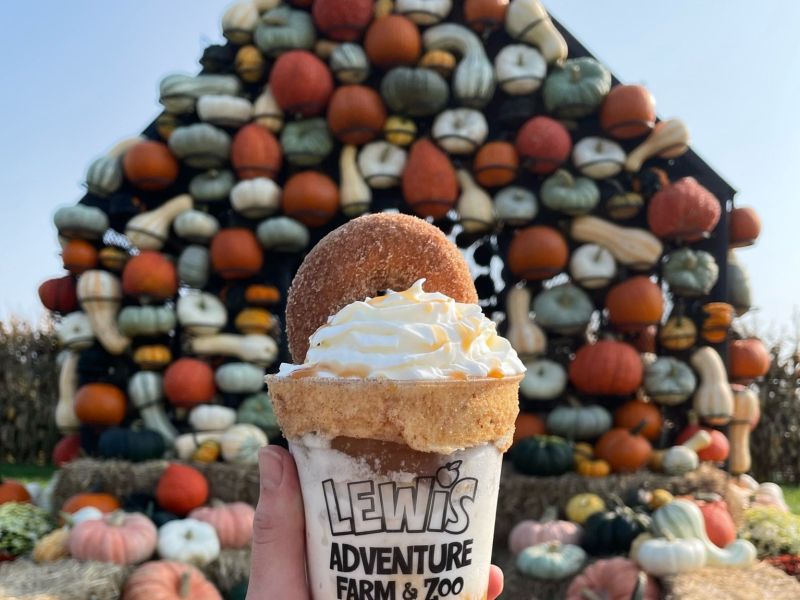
[286,213,478,362]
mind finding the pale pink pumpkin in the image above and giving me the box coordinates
[69,511,157,565]
[123,560,222,600]
[189,501,255,549]
[508,507,582,555]
[566,557,660,600]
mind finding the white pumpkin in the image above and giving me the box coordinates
[157,519,221,567]
[494,44,547,95]
[520,359,567,401]
[57,311,94,350]
[230,178,281,219]
[189,405,237,432]
[569,244,617,289]
[252,86,283,133]
[221,1,259,45]
[494,186,538,226]
[357,142,407,189]
[256,217,309,253]
[173,210,220,244]
[197,95,253,128]
[572,137,626,179]
[68,506,105,525]
[662,446,699,476]
[221,424,268,464]
[176,292,228,336]
[395,0,452,25]
[635,537,706,576]
[432,108,488,154]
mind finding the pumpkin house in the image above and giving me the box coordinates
[19,1,789,599]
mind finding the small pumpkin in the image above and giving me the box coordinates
[380,67,449,117]
[577,459,611,478]
[569,244,616,289]
[473,141,518,188]
[605,276,664,333]
[280,118,333,167]
[517,542,586,580]
[164,358,216,408]
[282,171,340,227]
[532,284,594,336]
[515,116,572,175]
[546,400,612,441]
[395,0,452,25]
[123,140,179,191]
[507,225,568,280]
[122,560,222,600]
[543,57,611,118]
[52,433,82,467]
[511,435,574,477]
[383,115,417,146]
[54,205,109,240]
[244,284,280,307]
[210,228,263,279]
[729,206,761,248]
[659,315,698,351]
[418,49,457,78]
[189,501,254,549]
[254,5,316,58]
[235,46,266,83]
[614,399,662,442]
[327,85,387,145]
[196,95,253,128]
[494,44,546,95]
[494,186,538,226]
[122,251,178,302]
[189,170,236,203]
[188,405,237,433]
[566,557,660,600]
[221,1,259,44]
[520,359,567,402]
[178,245,210,289]
[75,382,127,426]
[572,137,626,179]
[168,124,231,170]
[69,511,157,565]
[540,169,599,215]
[569,340,643,396]
[644,356,697,406]
[729,338,770,383]
[566,494,606,525]
[158,73,241,114]
[357,141,407,188]
[234,308,275,335]
[330,43,369,84]
[176,291,227,336]
[464,0,509,33]
[173,210,219,244]
[402,139,458,219]
[156,464,209,517]
[230,178,281,219]
[594,421,652,473]
[269,50,333,117]
[600,84,657,139]
[432,108,488,155]
[582,505,651,556]
[192,440,221,463]
[98,427,166,462]
[157,518,221,567]
[237,392,280,438]
[63,492,121,515]
[364,15,421,68]
[86,156,123,198]
[231,123,282,180]
[508,507,582,554]
[701,301,735,343]
[62,239,98,275]
[257,216,310,252]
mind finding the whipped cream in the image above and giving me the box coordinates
[278,279,525,380]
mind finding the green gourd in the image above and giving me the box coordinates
[0,502,54,558]
[189,170,236,203]
[511,435,574,476]
[215,362,265,394]
[664,248,719,297]
[540,169,600,215]
[53,205,109,240]
[168,124,231,170]
[86,155,123,198]
[644,356,696,406]
[237,392,280,438]
[254,5,316,58]
[532,283,594,335]
[543,57,611,119]
[582,505,651,556]
[546,400,612,441]
[128,371,178,444]
[516,542,587,580]
[158,73,241,114]
[98,427,166,462]
[380,67,449,117]
[280,118,334,166]
[118,305,177,337]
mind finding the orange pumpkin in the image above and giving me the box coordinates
[312,0,374,41]
[244,284,281,306]
[729,338,770,382]
[515,116,572,175]
[0,479,31,505]
[614,399,662,441]
[507,225,568,280]
[269,50,334,117]
[692,496,737,548]
[327,85,387,145]
[647,177,721,242]
[62,239,98,275]
[473,141,518,188]
[512,413,547,447]
[163,358,216,408]
[566,557,660,600]
[363,15,421,68]
[676,422,730,462]
[122,251,177,301]
[606,276,664,332]
[464,0,509,33]
[231,123,282,180]
[595,422,653,473]
[74,383,127,426]
[599,85,657,139]
[123,560,222,600]
[123,140,179,191]
[210,228,263,279]
[569,340,643,396]
[155,463,209,516]
[729,207,761,248]
[38,275,78,313]
[402,139,458,219]
[282,171,340,227]
[62,492,121,514]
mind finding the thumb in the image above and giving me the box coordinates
[246,445,309,600]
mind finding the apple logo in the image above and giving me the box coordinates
[435,460,462,487]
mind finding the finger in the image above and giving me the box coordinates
[247,446,309,600]
[487,564,504,600]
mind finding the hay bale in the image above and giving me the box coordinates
[662,562,800,600]
[205,549,250,593]
[51,459,259,512]
[495,463,728,543]
[0,558,130,600]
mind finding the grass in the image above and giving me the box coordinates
[0,464,56,485]
[782,486,800,514]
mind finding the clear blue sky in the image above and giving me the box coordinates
[1,1,797,338]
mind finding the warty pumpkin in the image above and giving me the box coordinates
[515,116,572,175]
[231,123,282,180]
[156,464,209,517]
[507,225,568,280]
[163,358,216,408]
[122,251,178,301]
[729,338,770,382]
[402,139,458,219]
[364,15,421,68]
[568,340,643,396]
[327,85,387,146]
[74,382,127,426]
[269,50,333,117]
[605,276,664,332]
[648,177,721,242]
[312,0,373,41]
[281,171,340,227]
[210,228,263,279]
[600,84,657,139]
[123,140,179,191]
